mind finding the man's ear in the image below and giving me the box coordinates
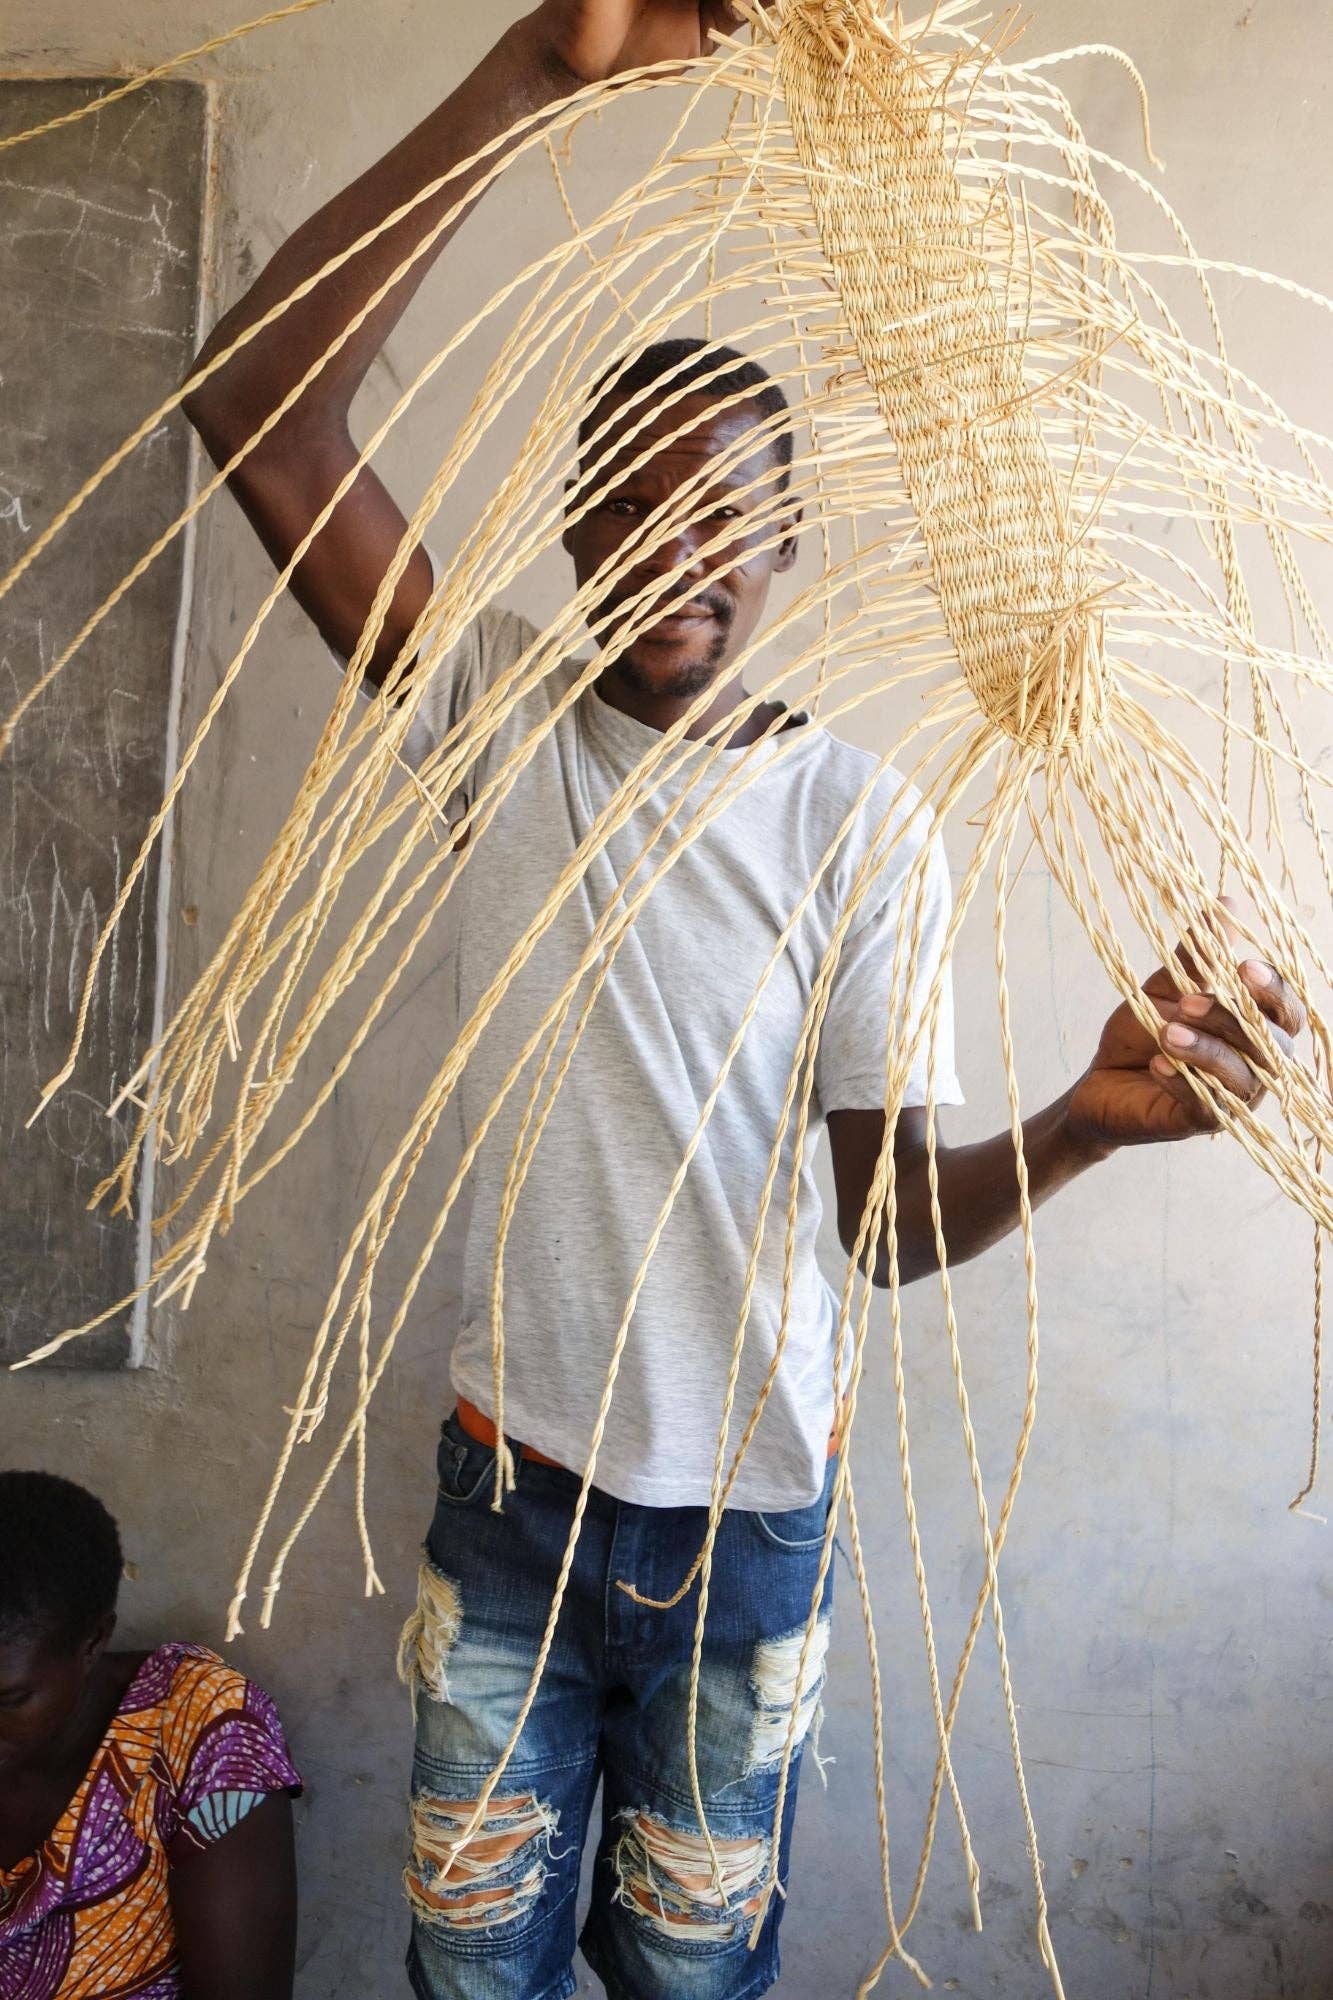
[561,477,576,557]
[773,503,803,574]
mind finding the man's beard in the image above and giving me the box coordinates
[612,637,728,699]
[604,594,734,696]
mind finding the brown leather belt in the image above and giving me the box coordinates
[455,1397,840,1472]
[456,1397,564,1468]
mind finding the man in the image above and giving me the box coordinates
[183,5,1302,1996]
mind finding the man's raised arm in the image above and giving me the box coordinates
[181,2,738,686]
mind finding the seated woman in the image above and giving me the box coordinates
[0,1470,300,1999]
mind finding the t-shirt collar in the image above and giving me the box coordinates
[582,674,812,776]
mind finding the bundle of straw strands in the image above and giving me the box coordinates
[3,0,1331,1988]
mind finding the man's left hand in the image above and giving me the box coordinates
[1065,934,1305,1153]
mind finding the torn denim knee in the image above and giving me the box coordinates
[612,1809,770,1944]
[406,1791,560,1935]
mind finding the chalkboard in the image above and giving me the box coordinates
[0,80,209,1367]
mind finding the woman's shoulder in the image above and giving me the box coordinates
[123,1644,294,1775]
[119,1643,301,1853]
[120,1641,246,1722]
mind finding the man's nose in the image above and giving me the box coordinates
[637,521,712,581]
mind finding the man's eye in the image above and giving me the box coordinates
[605,497,640,517]
[713,506,742,521]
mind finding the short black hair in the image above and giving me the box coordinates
[577,337,793,488]
[0,1471,123,1651]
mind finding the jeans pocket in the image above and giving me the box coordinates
[752,1483,834,1551]
[434,1409,499,1506]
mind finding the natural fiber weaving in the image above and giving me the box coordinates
[4,2,1330,1988]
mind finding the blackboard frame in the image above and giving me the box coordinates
[0,77,211,1369]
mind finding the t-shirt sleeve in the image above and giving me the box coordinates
[157,1653,303,1858]
[815,810,964,1114]
[399,600,539,779]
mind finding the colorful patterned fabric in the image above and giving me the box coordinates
[0,1644,301,1999]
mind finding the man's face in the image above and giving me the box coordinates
[562,392,798,703]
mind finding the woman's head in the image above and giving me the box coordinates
[0,1471,123,1767]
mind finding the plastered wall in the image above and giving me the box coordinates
[0,3,1329,1993]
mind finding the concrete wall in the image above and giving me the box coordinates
[1,2,1329,1994]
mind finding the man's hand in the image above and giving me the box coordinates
[1065,926,1304,1153]
[833,905,1306,1288]
[529,0,742,84]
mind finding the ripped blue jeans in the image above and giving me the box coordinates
[402,1411,836,2000]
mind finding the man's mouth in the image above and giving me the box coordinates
[609,591,729,644]
[641,606,716,639]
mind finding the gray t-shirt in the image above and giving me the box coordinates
[401,606,962,1508]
